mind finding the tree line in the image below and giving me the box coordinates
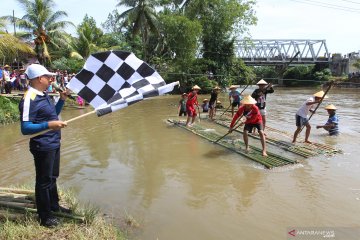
[1,0,331,92]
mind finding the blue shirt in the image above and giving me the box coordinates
[229,90,242,103]
[326,114,339,136]
[19,87,64,151]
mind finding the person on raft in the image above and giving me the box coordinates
[228,85,242,117]
[178,93,188,117]
[208,86,221,120]
[292,90,328,143]
[228,95,268,156]
[251,79,274,132]
[316,104,339,136]
[185,85,201,127]
[202,99,209,113]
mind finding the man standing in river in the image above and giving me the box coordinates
[251,79,274,132]
[292,90,326,143]
[19,64,70,228]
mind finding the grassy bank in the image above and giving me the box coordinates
[0,187,127,240]
[0,96,19,125]
[0,95,79,125]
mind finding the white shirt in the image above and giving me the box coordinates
[296,97,317,118]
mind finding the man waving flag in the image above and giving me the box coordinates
[67,50,179,116]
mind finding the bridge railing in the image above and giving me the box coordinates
[235,39,331,64]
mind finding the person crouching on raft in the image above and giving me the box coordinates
[228,95,267,156]
[316,104,339,136]
[292,90,327,143]
[186,85,201,126]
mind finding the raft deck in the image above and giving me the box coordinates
[167,119,298,169]
[214,113,341,156]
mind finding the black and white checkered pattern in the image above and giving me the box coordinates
[67,51,178,116]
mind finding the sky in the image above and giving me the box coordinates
[1,0,359,54]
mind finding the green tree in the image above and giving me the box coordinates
[159,14,201,64]
[70,15,104,59]
[184,0,257,86]
[2,0,73,65]
[117,0,161,60]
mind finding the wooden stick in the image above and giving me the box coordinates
[0,202,85,222]
[197,105,201,122]
[0,200,35,209]
[214,115,244,143]
[0,188,34,194]
[17,110,96,143]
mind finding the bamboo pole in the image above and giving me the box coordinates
[0,200,35,209]
[0,188,34,194]
[0,196,33,204]
[0,202,85,222]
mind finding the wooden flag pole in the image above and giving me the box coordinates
[16,110,96,143]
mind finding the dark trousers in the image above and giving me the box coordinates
[30,148,60,220]
[4,81,12,94]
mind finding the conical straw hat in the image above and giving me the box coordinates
[229,85,237,89]
[213,86,221,90]
[192,85,201,90]
[325,104,337,110]
[257,79,268,85]
[313,90,329,98]
[203,99,208,102]
[240,95,257,105]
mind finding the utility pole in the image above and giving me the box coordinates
[13,10,16,36]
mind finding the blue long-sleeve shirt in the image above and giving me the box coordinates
[19,87,64,151]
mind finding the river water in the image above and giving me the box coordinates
[1,87,360,239]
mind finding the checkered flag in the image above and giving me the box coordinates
[67,50,179,116]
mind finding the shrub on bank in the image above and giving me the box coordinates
[0,96,19,125]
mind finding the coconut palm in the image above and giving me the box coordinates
[1,0,73,65]
[117,0,160,60]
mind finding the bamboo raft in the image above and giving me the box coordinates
[0,187,85,222]
[214,119,318,158]
[215,113,341,156]
[167,119,298,169]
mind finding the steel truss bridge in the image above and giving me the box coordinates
[235,39,331,65]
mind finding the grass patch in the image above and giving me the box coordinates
[0,186,127,240]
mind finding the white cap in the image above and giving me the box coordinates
[25,64,56,80]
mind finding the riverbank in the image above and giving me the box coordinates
[0,94,79,125]
[0,186,127,240]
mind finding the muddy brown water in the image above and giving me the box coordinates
[1,87,360,239]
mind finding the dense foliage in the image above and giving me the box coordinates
[1,0,333,92]
[0,96,19,125]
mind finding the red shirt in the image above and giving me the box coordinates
[186,91,198,107]
[230,105,262,127]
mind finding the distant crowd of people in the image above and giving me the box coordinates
[0,64,76,94]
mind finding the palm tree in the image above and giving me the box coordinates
[117,0,160,60]
[70,18,104,59]
[0,19,34,63]
[2,0,73,65]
